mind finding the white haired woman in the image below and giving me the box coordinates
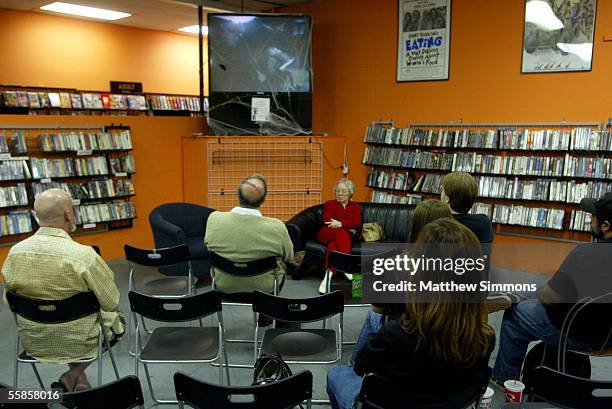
[316,178,362,293]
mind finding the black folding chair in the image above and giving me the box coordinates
[524,366,612,409]
[5,291,120,388]
[0,381,47,409]
[557,292,612,373]
[174,370,313,409]
[47,376,144,409]
[252,290,343,404]
[358,367,492,409]
[129,290,230,404]
[124,244,194,355]
[210,251,282,368]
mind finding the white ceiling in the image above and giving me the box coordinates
[0,0,317,33]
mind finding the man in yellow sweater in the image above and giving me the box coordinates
[205,174,294,294]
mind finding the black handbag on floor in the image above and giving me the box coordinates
[252,352,293,386]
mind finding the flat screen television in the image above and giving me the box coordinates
[207,13,312,135]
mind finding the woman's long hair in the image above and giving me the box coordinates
[401,217,493,367]
[408,200,452,243]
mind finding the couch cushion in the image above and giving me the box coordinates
[186,237,210,260]
[165,215,204,238]
[361,203,413,242]
[305,240,327,260]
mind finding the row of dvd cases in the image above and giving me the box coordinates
[0,125,136,240]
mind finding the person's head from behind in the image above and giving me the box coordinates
[408,199,452,242]
[441,172,478,214]
[333,178,355,206]
[238,174,267,209]
[580,192,612,240]
[34,188,77,233]
[402,218,492,367]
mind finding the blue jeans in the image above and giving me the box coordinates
[493,298,599,382]
[351,310,382,363]
[327,364,363,409]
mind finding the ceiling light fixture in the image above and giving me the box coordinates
[178,25,209,35]
[40,2,131,21]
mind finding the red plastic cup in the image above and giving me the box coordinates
[504,380,525,403]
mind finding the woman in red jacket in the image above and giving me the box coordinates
[316,178,362,293]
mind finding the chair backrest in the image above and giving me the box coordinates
[50,376,145,409]
[124,244,190,268]
[359,367,491,409]
[252,290,344,322]
[128,290,222,322]
[524,366,612,409]
[174,370,312,409]
[0,381,48,409]
[6,291,100,324]
[562,292,612,345]
[91,245,101,255]
[210,252,277,277]
[328,248,401,273]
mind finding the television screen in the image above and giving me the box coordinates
[207,13,312,135]
[209,14,312,93]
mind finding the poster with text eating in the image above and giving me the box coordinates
[397,0,451,82]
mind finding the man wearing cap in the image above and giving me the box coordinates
[493,193,612,383]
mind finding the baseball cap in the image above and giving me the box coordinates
[580,192,612,222]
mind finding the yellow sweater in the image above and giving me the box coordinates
[204,211,294,294]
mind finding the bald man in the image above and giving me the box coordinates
[205,174,294,296]
[2,189,124,392]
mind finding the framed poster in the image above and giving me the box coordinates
[396,0,451,82]
[522,0,597,73]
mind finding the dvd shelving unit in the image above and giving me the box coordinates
[0,86,207,117]
[363,121,612,241]
[0,125,136,246]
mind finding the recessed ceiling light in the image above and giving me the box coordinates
[40,2,131,21]
[178,25,209,35]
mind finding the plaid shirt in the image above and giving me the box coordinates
[2,227,124,363]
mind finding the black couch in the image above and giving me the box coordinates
[286,202,415,274]
[149,203,215,277]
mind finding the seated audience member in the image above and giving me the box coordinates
[205,174,294,295]
[493,193,612,383]
[441,172,493,244]
[352,199,452,361]
[327,218,495,409]
[2,189,124,392]
[316,178,362,293]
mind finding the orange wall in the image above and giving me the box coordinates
[0,115,204,264]
[280,0,611,273]
[0,8,205,95]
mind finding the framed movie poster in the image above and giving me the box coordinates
[522,0,597,73]
[397,0,451,82]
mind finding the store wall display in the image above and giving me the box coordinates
[0,88,205,116]
[0,125,136,245]
[363,122,611,239]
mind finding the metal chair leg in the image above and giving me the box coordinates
[31,364,44,389]
[143,363,177,404]
[13,336,19,387]
[107,343,120,380]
